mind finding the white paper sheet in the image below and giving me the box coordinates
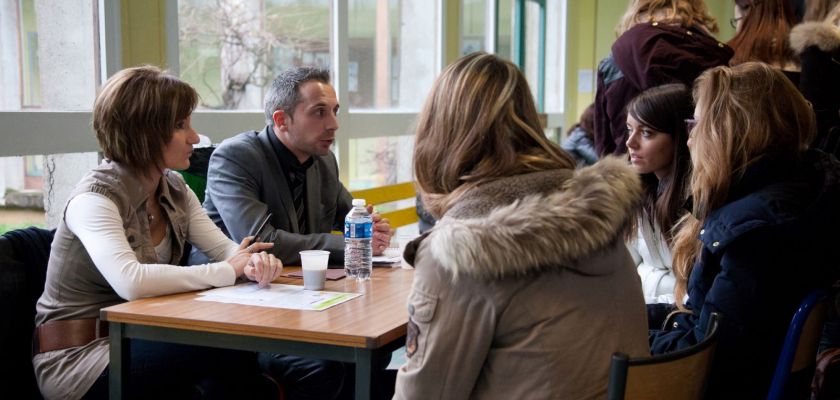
[372,248,402,265]
[196,283,361,311]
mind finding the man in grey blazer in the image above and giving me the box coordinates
[193,67,395,399]
[195,67,392,268]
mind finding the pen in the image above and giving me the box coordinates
[252,212,273,242]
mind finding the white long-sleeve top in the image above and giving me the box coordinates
[626,216,676,304]
[66,191,239,300]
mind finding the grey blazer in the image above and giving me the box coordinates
[194,127,353,266]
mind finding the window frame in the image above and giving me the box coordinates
[0,0,566,178]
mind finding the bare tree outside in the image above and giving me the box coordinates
[179,0,329,110]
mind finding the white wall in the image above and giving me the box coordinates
[35,0,100,227]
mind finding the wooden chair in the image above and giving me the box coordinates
[607,312,722,400]
[766,288,830,400]
[350,182,418,228]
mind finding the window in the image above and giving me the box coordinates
[0,0,101,230]
[460,0,487,55]
[178,0,331,110]
[347,0,439,111]
[0,0,566,230]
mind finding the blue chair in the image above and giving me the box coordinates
[767,288,830,400]
[607,312,722,400]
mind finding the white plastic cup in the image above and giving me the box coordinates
[300,250,329,290]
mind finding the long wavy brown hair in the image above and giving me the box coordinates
[616,0,719,36]
[728,0,798,68]
[626,84,694,245]
[413,52,575,218]
[671,62,815,307]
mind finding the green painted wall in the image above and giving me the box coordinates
[121,0,168,69]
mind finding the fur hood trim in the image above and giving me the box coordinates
[426,157,641,280]
[790,22,840,54]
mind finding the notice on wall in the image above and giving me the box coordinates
[578,69,594,93]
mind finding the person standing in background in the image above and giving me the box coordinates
[791,1,840,156]
[728,0,801,84]
[594,0,732,157]
[561,103,599,167]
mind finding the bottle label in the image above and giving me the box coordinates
[345,222,372,238]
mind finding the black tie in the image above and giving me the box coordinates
[291,170,307,233]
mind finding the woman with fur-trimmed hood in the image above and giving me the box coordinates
[790,1,840,155]
[392,52,650,399]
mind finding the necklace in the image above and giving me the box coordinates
[147,199,158,225]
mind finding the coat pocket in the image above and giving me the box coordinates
[406,288,437,362]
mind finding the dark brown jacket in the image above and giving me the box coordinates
[594,22,732,156]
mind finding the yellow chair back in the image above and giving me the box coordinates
[350,182,417,228]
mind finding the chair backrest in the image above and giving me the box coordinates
[608,312,722,400]
[0,226,53,399]
[350,182,418,228]
[767,288,830,400]
[177,145,215,204]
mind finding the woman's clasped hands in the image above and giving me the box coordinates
[226,237,283,288]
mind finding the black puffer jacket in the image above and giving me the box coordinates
[650,150,840,398]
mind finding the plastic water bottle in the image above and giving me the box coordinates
[344,199,372,280]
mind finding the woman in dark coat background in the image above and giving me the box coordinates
[594,0,732,156]
[790,2,840,156]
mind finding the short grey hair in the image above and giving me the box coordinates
[264,67,331,126]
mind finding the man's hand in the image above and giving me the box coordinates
[367,205,394,256]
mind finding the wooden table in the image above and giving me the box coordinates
[100,266,413,399]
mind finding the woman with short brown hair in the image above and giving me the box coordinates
[33,66,282,399]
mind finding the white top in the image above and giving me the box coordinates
[626,216,676,304]
[154,225,173,263]
[65,191,240,301]
[34,189,243,400]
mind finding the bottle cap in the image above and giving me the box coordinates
[352,199,366,207]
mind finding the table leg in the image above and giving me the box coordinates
[355,349,373,400]
[108,322,129,400]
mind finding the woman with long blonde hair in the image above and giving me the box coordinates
[650,62,840,398]
[393,52,650,399]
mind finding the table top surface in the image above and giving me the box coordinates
[101,266,414,349]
